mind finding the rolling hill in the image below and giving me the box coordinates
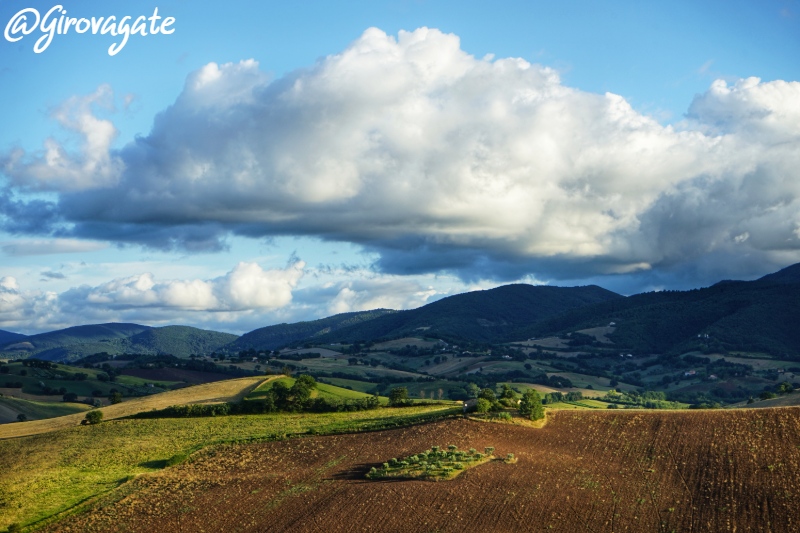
[0,323,239,362]
[228,309,396,351]
[0,330,26,346]
[522,265,800,357]
[126,326,238,358]
[310,284,623,345]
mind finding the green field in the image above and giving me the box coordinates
[2,361,180,400]
[320,377,379,394]
[0,396,91,423]
[0,404,459,531]
[247,376,383,402]
[245,376,395,406]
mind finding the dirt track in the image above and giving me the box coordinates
[46,408,800,532]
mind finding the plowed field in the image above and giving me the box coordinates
[46,408,800,532]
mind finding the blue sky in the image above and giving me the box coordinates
[1,0,799,334]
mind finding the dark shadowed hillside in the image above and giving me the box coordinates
[523,270,800,357]
[0,330,26,346]
[228,309,397,351]
[312,284,623,345]
[756,262,800,285]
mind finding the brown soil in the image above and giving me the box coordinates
[45,408,800,532]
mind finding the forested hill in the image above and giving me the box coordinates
[0,323,239,362]
[228,309,397,351]
[311,284,623,345]
[756,262,800,285]
[523,266,800,357]
[0,330,27,345]
[125,326,238,358]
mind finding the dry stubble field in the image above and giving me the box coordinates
[44,407,800,533]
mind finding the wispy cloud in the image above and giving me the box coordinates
[1,239,108,256]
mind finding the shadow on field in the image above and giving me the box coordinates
[331,463,424,483]
[330,462,374,481]
[139,459,169,469]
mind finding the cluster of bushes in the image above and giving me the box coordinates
[366,444,496,480]
[542,391,583,404]
[470,385,544,421]
[600,389,685,409]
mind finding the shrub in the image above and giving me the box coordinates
[475,398,492,413]
[85,410,103,425]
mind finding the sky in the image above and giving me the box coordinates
[1,0,799,335]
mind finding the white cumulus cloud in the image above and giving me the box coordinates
[2,27,800,286]
[82,261,305,312]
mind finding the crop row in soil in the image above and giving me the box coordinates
[44,408,800,532]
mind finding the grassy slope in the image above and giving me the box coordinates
[0,397,91,423]
[0,404,457,530]
[247,376,384,402]
[0,376,267,440]
[320,377,379,394]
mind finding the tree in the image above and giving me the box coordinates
[474,398,492,413]
[85,410,103,425]
[63,392,78,402]
[16,413,27,422]
[478,388,497,402]
[389,387,410,406]
[500,384,517,400]
[109,392,123,404]
[519,389,545,420]
[295,374,317,389]
[465,383,480,399]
